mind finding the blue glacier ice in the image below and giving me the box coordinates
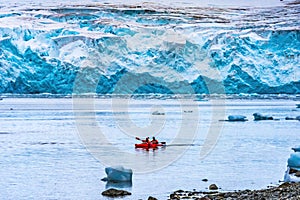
[105,166,133,182]
[0,1,299,94]
[227,115,247,121]
[284,152,300,183]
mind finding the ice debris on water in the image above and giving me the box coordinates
[152,111,165,115]
[253,113,274,120]
[104,166,133,182]
[284,151,300,183]
[227,115,248,121]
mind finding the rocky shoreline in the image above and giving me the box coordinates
[101,182,300,199]
[169,182,300,200]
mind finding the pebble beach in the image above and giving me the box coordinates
[169,182,300,200]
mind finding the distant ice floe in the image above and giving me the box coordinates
[222,111,300,122]
[253,113,274,121]
[220,115,248,122]
[152,111,165,115]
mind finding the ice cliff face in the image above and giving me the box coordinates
[0,2,299,94]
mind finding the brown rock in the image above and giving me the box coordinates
[101,188,131,197]
[209,184,218,190]
[279,182,291,188]
[295,171,300,177]
[170,193,180,199]
[289,168,299,174]
[148,196,157,200]
[196,197,211,200]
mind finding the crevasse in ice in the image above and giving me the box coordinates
[0,2,299,94]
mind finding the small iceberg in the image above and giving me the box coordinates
[283,151,300,183]
[296,104,300,108]
[253,113,273,120]
[292,147,300,152]
[219,115,248,122]
[184,110,193,113]
[103,166,133,182]
[287,152,300,170]
[227,115,248,121]
[152,111,165,115]
[285,116,300,121]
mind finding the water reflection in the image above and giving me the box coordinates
[105,181,133,189]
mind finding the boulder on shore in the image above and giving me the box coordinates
[148,196,158,200]
[209,184,218,190]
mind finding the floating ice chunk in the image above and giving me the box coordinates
[105,166,133,182]
[227,115,247,121]
[253,113,273,120]
[152,111,165,115]
[287,152,300,171]
[285,116,300,121]
[284,152,300,183]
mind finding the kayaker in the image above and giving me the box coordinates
[142,137,150,143]
[151,137,158,144]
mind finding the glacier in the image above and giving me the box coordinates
[0,0,299,94]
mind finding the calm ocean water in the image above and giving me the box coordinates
[0,97,299,199]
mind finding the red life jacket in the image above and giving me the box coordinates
[151,140,158,144]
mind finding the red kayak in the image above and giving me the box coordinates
[135,143,165,149]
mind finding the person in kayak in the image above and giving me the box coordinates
[142,137,150,143]
[151,137,158,144]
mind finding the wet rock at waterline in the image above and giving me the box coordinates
[101,188,131,197]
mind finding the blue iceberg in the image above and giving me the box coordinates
[284,151,300,183]
[105,166,133,182]
[292,147,300,152]
[253,113,274,120]
[227,115,248,121]
[287,152,300,171]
